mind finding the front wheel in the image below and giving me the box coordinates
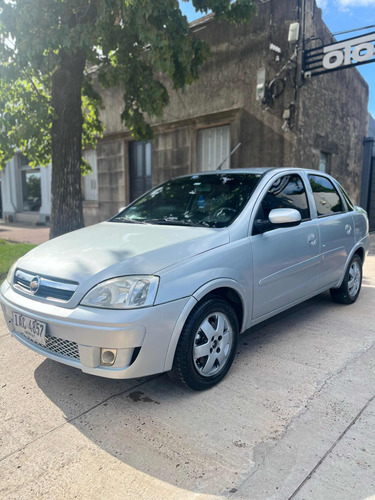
[169,297,239,390]
[330,254,362,304]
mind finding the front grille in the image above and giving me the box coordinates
[18,331,80,360]
[14,269,78,303]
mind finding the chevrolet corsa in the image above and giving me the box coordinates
[0,168,370,390]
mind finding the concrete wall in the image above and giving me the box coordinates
[95,140,126,222]
[296,0,369,203]
[153,127,191,185]
[0,0,369,225]
[369,114,375,140]
[92,0,368,219]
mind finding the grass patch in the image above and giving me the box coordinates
[0,239,36,281]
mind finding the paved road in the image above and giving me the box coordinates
[1,256,375,499]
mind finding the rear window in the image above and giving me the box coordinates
[337,183,355,211]
[308,175,344,216]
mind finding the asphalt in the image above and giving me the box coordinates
[1,222,375,499]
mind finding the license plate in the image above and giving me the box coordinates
[12,312,47,346]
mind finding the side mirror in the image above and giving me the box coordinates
[268,208,301,225]
[254,208,301,234]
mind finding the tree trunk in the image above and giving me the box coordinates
[50,50,86,239]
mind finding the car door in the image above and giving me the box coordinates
[308,174,355,288]
[251,173,320,320]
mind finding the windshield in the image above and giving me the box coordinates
[111,173,261,228]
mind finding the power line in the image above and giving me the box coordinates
[332,25,375,36]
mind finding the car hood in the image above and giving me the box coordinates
[17,222,229,285]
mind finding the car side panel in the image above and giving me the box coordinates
[353,208,370,248]
[316,212,355,289]
[251,220,320,319]
[155,238,253,319]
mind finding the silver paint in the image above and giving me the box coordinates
[0,168,370,380]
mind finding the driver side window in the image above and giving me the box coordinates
[253,174,310,234]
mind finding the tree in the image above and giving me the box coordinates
[0,0,255,238]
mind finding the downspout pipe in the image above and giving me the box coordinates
[360,136,375,211]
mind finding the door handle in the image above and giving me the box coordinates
[345,224,352,235]
[307,234,317,246]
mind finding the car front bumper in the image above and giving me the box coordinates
[0,281,190,379]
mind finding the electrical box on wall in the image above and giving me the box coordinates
[256,68,266,101]
[288,22,300,43]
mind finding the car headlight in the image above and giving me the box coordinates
[80,276,159,309]
[6,262,18,285]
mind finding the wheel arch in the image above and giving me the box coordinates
[163,279,248,372]
[335,244,366,288]
[354,246,364,263]
[196,287,244,335]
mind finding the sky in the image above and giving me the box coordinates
[179,0,375,121]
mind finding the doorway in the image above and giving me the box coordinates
[129,140,152,202]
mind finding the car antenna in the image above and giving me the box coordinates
[217,142,242,170]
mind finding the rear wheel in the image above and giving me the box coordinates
[330,254,362,304]
[169,296,239,390]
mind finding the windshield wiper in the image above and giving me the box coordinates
[142,218,204,227]
[111,216,148,224]
[112,216,209,227]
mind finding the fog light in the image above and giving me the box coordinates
[100,348,117,366]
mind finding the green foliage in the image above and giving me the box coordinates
[0,239,36,282]
[0,0,255,167]
[82,74,104,150]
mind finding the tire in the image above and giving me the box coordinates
[330,254,362,305]
[169,296,239,391]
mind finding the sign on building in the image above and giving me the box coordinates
[303,31,375,77]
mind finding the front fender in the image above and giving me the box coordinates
[192,277,249,331]
[163,277,249,372]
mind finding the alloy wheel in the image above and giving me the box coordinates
[193,312,234,378]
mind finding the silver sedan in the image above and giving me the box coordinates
[0,168,370,390]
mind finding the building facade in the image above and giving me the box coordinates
[0,156,51,224]
[361,114,375,231]
[0,0,370,226]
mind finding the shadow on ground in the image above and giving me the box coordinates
[32,288,368,496]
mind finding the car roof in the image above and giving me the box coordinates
[174,168,271,178]
[175,167,333,177]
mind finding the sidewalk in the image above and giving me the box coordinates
[0,221,49,245]
[1,253,375,499]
